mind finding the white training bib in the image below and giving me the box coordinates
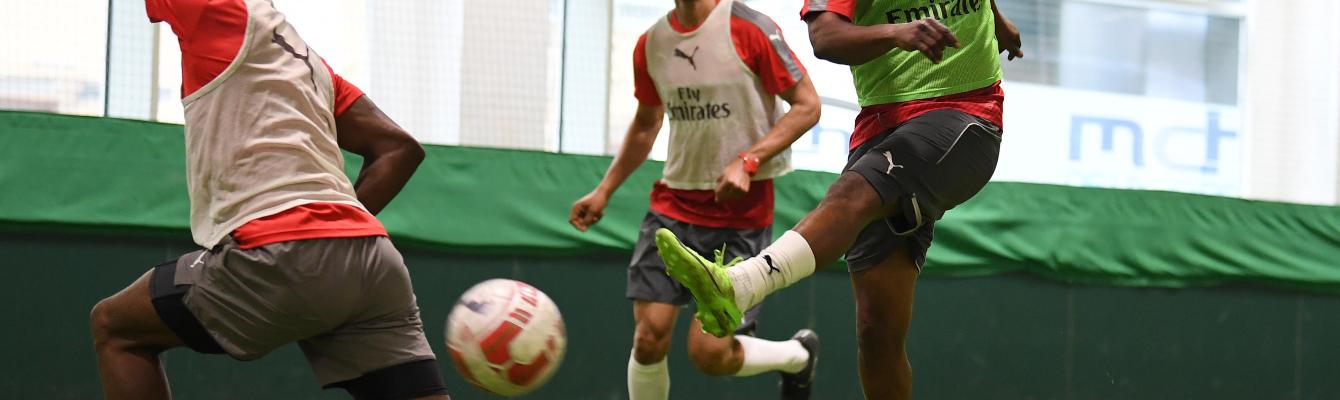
[644,0,792,190]
[181,0,365,248]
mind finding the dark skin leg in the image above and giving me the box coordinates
[90,270,184,400]
[787,171,916,397]
[851,243,919,400]
[793,171,901,268]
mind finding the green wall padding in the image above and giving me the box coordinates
[6,231,1340,399]
[3,110,1340,292]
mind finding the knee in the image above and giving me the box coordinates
[855,311,906,356]
[631,323,672,364]
[89,299,117,348]
[687,340,738,376]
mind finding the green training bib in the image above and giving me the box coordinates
[850,0,1002,106]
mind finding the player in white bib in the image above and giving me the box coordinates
[91,1,447,398]
[569,0,822,399]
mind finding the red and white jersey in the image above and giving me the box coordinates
[149,0,383,248]
[644,0,792,190]
[635,0,807,229]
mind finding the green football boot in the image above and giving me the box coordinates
[654,228,742,337]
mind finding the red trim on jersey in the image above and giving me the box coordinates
[231,203,388,249]
[800,0,857,21]
[147,0,247,98]
[632,11,807,106]
[632,34,660,105]
[634,6,803,229]
[650,180,774,230]
[795,1,1004,149]
[147,0,364,117]
[149,0,381,246]
[851,82,1005,150]
[322,60,365,117]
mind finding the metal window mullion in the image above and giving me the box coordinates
[150,23,160,121]
[103,0,114,117]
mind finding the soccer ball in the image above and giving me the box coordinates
[445,279,566,396]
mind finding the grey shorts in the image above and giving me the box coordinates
[149,236,436,386]
[627,211,767,335]
[845,109,1002,272]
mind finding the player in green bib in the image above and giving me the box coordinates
[652,0,1024,398]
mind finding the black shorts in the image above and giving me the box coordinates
[845,109,1002,272]
[627,211,767,335]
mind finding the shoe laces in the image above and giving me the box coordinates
[713,244,744,269]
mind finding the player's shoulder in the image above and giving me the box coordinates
[634,29,651,56]
[641,9,673,35]
[729,1,784,36]
[638,13,668,49]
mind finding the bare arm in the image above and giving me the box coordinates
[805,11,960,65]
[746,77,821,165]
[594,103,666,200]
[335,95,426,215]
[569,103,665,231]
[992,0,1024,60]
[714,76,821,201]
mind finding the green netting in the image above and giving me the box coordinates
[3,110,1340,291]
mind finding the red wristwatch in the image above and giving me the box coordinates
[738,152,760,177]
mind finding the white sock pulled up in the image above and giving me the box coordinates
[627,350,670,400]
[726,230,816,310]
[733,335,810,376]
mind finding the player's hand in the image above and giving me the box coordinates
[569,190,609,232]
[995,18,1024,60]
[715,160,751,203]
[888,18,960,64]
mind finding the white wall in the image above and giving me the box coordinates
[458,0,563,151]
[1242,0,1340,205]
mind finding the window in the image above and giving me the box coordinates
[999,0,1242,105]
[0,0,108,116]
[993,0,1247,196]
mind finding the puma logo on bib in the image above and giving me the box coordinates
[673,46,700,70]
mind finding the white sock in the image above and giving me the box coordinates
[628,351,670,400]
[727,230,816,310]
[733,335,810,376]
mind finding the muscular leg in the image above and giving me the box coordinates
[629,300,679,400]
[632,301,679,364]
[665,111,996,318]
[791,173,918,397]
[660,110,997,392]
[657,171,898,336]
[685,319,743,376]
[792,171,900,268]
[850,242,919,399]
[90,270,185,400]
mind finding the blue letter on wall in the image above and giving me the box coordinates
[1070,116,1144,166]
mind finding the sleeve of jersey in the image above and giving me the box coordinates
[800,0,856,21]
[145,0,208,29]
[322,61,366,118]
[733,17,807,96]
[145,0,169,22]
[632,33,662,106]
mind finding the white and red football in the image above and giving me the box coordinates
[445,279,566,396]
